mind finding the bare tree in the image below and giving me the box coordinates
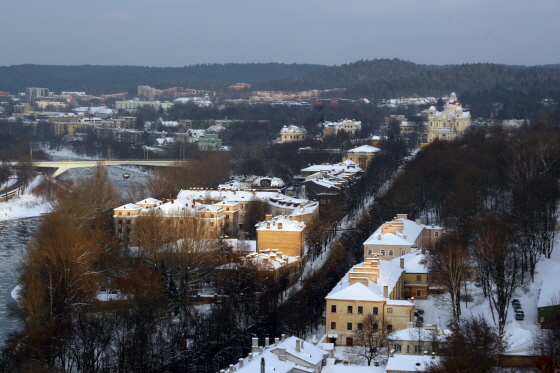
[473,216,525,333]
[351,314,393,366]
[427,231,470,322]
[423,316,508,373]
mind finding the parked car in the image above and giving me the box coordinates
[415,320,423,327]
[541,322,550,329]
[417,309,424,314]
[515,311,524,321]
[513,303,522,311]
[416,316,424,323]
[512,299,520,306]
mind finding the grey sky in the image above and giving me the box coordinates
[1,0,558,67]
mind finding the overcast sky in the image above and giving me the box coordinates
[1,0,558,67]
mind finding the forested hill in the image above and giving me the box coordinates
[0,63,325,95]
[253,59,560,101]
[251,59,445,91]
[350,63,560,101]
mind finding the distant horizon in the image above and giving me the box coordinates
[1,59,559,69]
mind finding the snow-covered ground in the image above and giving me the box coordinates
[413,242,560,356]
[0,176,50,221]
[41,144,101,161]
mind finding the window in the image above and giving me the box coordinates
[387,308,393,313]
[347,306,353,314]
[372,323,378,331]
[416,289,422,297]
[417,276,422,282]
[358,306,363,314]
[415,345,423,353]
[347,323,352,331]
[331,305,336,313]
[394,344,402,352]
[330,322,336,329]
[434,231,439,237]
[387,324,393,332]
[368,249,373,255]
[357,323,363,331]
[380,250,386,256]
[373,307,378,315]
[401,250,406,256]
[389,250,394,256]
[467,272,472,279]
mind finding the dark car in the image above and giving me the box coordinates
[515,311,524,321]
[416,316,424,323]
[417,309,425,314]
[512,299,520,306]
[415,320,423,327]
[513,303,522,311]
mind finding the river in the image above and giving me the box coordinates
[0,217,42,345]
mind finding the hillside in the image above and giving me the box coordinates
[0,63,325,95]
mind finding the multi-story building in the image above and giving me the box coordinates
[345,145,380,170]
[113,197,227,243]
[177,189,318,225]
[421,92,471,144]
[275,125,307,143]
[255,215,306,258]
[138,85,163,99]
[25,87,49,103]
[363,214,442,260]
[115,100,173,111]
[325,256,414,346]
[322,119,362,138]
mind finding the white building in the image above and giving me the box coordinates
[275,125,307,143]
[421,92,471,144]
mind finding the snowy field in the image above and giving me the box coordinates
[0,177,50,221]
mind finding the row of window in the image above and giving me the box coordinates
[330,322,393,332]
[367,249,406,257]
[330,305,392,314]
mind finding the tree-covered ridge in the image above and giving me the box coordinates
[252,58,444,91]
[0,63,326,94]
[350,63,560,100]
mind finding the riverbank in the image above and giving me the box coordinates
[0,177,50,222]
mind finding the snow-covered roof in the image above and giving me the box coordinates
[301,159,362,174]
[537,259,560,308]
[347,145,380,154]
[233,336,327,373]
[114,203,142,210]
[386,354,439,372]
[364,217,427,247]
[326,259,407,301]
[390,253,428,273]
[256,215,305,232]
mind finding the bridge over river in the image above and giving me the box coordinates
[16,160,189,177]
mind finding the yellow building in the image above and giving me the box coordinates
[113,197,227,242]
[275,125,307,143]
[325,257,414,346]
[255,215,306,258]
[363,214,442,260]
[323,119,362,138]
[345,145,380,170]
[421,92,471,144]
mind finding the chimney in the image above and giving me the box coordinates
[378,235,382,240]
[301,340,304,349]
[278,222,283,229]
[416,219,421,225]
[265,337,270,347]
[265,214,272,221]
[296,340,301,352]
[281,334,286,342]
[229,364,234,372]
[275,337,280,345]
[400,257,404,269]
[248,353,253,362]
[238,358,244,368]
[383,285,388,298]
[259,346,263,355]
[277,348,286,361]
